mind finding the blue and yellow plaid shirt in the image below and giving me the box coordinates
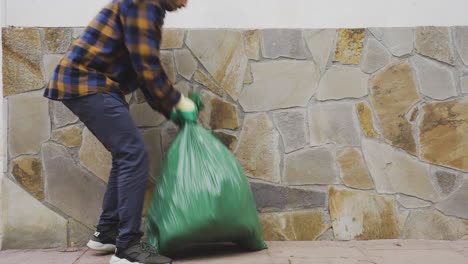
[44,0,181,118]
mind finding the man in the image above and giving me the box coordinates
[43,0,193,263]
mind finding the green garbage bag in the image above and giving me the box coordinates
[146,92,267,255]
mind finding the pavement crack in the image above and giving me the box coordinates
[72,249,88,264]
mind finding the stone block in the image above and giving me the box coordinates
[454,26,468,66]
[130,103,166,128]
[360,37,391,74]
[370,27,414,56]
[369,63,419,154]
[272,110,307,153]
[193,70,225,96]
[397,195,432,209]
[52,125,83,148]
[213,131,237,151]
[403,210,468,240]
[174,49,197,80]
[235,113,281,183]
[198,92,239,130]
[160,51,176,83]
[316,66,368,100]
[419,98,468,172]
[334,29,365,64]
[68,219,93,247]
[411,55,457,100]
[161,29,185,49]
[336,148,374,190]
[79,128,112,182]
[260,210,329,241]
[309,102,361,146]
[51,100,79,129]
[244,30,262,60]
[240,61,320,112]
[11,156,44,200]
[8,91,51,157]
[43,28,72,53]
[43,143,106,227]
[141,129,163,180]
[415,27,455,65]
[2,28,45,96]
[329,187,399,240]
[187,30,248,100]
[462,75,468,94]
[433,169,460,195]
[362,138,439,202]
[436,179,468,219]
[356,102,380,139]
[304,29,337,73]
[261,29,308,59]
[250,181,326,212]
[43,54,63,81]
[285,146,338,185]
[1,175,67,249]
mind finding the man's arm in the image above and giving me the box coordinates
[119,0,181,118]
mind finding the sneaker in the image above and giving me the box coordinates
[87,227,119,252]
[110,239,172,264]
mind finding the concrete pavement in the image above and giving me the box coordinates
[0,240,467,264]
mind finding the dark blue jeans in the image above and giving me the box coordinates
[63,93,150,248]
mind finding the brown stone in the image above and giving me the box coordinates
[213,131,238,151]
[336,148,374,190]
[11,157,43,200]
[43,28,72,53]
[329,187,400,240]
[2,28,45,96]
[52,125,83,148]
[244,30,262,60]
[198,92,239,130]
[161,29,185,49]
[193,70,225,96]
[419,98,468,172]
[244,64,253,84]
[260,211,329,241]
[334,29,365,64]
[235,113,281,183]
[356,102,380,138]
[369,63,419,154]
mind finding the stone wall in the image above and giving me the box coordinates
[1,26,468,249]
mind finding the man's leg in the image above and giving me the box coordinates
[63,93,149,249]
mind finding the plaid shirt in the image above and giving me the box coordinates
[44,0,181,118]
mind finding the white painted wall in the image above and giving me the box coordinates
[5,0,468,28]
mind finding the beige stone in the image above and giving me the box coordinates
[419,98,468,172]
[334,29,366,64]
[8,91,51,157]
[198,92,239,130]
[11,157,43,200]
[244,30,262,60]
[329,187,400,240]
[235,113,281,183]
[0,175,67,249]
[161,29,184,49]
[362,138,439,202]
[403,210,468,240]
[462,75,468,94]
[160,51,176,83]
[243,64,253,84]
[369,63,419,154]
[304,29,337,73]
[193,70,225,96]
[260,211,329,241]
[240,61,320,112]
[51,100,79,128]
[79,128,112,182]
[186,30,248,100]
[397,195,432,209]
[415,27,455,65]
[52,125,83,148]
[398,210,410,233]
[436,179,468,219]
[174,49,197,80]
[336,148,374,190]
[309,102,361,146]
[2,28,45,96]
[272,110,307,153]
[43,54,63,81]
[316,66,368,100]
[371,28,414,56]
[68,219,93,247]
[356,102,380,138]
[174,80,191,97]
[285,146,339,185]
[130,103,166,127]
[360,37,391,74]
[43,28,72,53]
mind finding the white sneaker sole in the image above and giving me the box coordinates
[87,239,116,252]
[110,255,143,264]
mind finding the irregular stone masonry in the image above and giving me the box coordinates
[2,26,468,249]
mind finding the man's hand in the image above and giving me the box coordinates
[175,94,196,112]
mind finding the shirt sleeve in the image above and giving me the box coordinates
[119,0,181,118]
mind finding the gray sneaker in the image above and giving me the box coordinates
[110,240,172,264]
